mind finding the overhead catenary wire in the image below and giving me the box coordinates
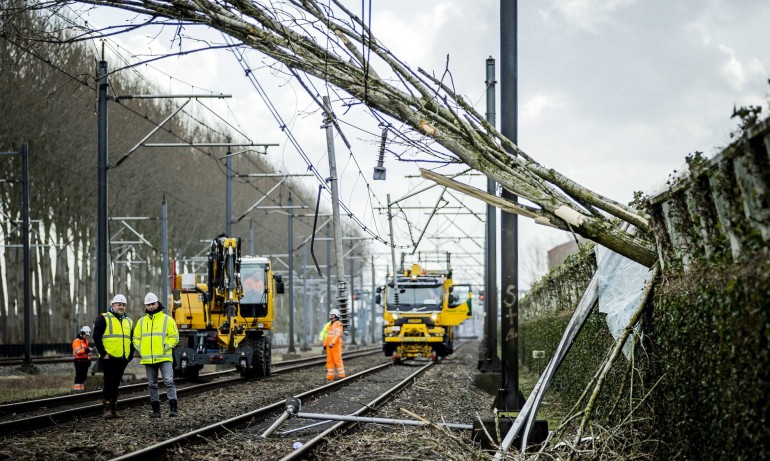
[223,35,404,250]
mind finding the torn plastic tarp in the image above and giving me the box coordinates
[596,245,654,359]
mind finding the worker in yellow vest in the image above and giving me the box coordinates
[92,294,134,419]
[133,292,180,418]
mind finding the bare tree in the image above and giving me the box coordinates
[2,0,657,267]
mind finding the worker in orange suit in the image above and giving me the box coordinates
[323,308,345,381]
[72,326,92,391]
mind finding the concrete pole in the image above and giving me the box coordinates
[326,224,332,314]
[322,96,348,329]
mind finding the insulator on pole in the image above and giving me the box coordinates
[373,126,388,180]
[337,280,349,332]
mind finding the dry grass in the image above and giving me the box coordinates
[0,368,104,403]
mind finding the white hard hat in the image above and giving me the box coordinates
[80,326,91,335]
[330,308,341,317]
[144,292,159,304]
[111,294,127,304]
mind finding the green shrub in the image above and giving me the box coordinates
[647,254,770,461]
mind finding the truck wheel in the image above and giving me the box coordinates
[242,336,269,378]
[264,339,272,377]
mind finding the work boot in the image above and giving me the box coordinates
[110,400,123,419]
[169,399,178,417]
[102,400,113,419]
[150,400,161,418]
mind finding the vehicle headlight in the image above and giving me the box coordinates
[392,314,399,320]
[431,313,438,321]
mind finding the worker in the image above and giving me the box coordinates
[133,292,180,418]
[71,326,92,391]
[322,308,345,381]
[92,294,134,419]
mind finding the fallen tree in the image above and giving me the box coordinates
[2,0,657,266]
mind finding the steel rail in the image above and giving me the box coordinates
[110,362,394,461]
[279,341,467,460]
[0,349,381,432]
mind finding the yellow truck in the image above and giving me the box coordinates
[377,263,470,362]
[170,236,284,378]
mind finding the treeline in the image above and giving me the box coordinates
[0,7,328,344]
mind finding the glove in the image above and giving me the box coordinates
[328,343,334,349]
[323,346,326,351]
[84,347,91,353]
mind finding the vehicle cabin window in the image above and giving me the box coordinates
[450,285,470,307]
[387,285,443,312]
[241,266,267,304]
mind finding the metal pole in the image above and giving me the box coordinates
[296,412,473,430]
[358,263,366,345]
[371,256,376,345]
[97,57,108,315]
[161,197,169,304]
[322,96,347,330]
[249,219,254,256]
[479,56,502,373]
[226,149,232,236]
[21,143,33,369]
[288,194,296,353]
[497,0,524,411]
[349,239,357,345]
[301,242,310,351]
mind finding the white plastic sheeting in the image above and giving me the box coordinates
[596,245,654,359]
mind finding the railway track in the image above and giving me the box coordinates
[120,343,468,460]
[0,348,381,431]
[0,354,75,367]
[0,345,354,367]
[0,343,475,460]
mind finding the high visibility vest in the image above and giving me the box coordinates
[323,320,343,348]
[101,312,133,359]
[133,312,179,365]
[72,337,90,361]
[318,321,331,341]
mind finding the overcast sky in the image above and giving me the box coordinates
[83,0,770,288]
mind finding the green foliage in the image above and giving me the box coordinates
[647,254,770,461]
[730,104,763,135]
[684,151,706,170]
[629,190,649,210]
[520,308,635,427]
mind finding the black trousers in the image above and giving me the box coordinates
[99,357,129,402]
[74,360,90,385]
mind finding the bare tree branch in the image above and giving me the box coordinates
[9,0,660,265]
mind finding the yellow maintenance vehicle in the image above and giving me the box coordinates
[170,235,284,379]
[377,261,470,362]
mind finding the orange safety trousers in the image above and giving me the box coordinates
[323,320,345,380]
